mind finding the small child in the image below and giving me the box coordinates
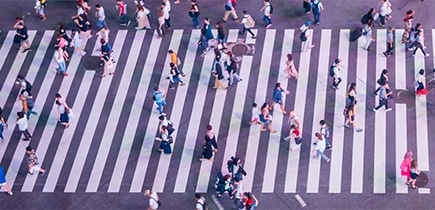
[250,103,261,125]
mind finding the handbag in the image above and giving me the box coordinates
[67,109,74,119]
[168,136,174,144]
[14,34,22,44]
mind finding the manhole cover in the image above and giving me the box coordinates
[394,89,415,107]
[416,171,428,188]
[82,56,101,71]
[231,43,249,56]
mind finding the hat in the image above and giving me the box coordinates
[305,21,311,26]
[334,58,341,64]
[144,189,151,196]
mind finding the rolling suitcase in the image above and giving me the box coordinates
[350,27,363,42]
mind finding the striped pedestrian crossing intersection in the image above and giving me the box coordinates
[0,28,432,195]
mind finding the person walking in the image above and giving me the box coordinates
[168,50,185,76]
[227,52,242,86]
[415,69,427,95]
[312,133,330,162]
[0,107,6,141]
[412,30,430,57]
[0,165,13,195]
[74,14,92,40]
[195,193,207,210]
[383,26,395,57]
[286,124,302,151]
[55,34,70,61]
[400,150,413,184]
[300,21,314,52]
[200,17,214,56]
[34,0,47,21]
[319,120,332,150]
[25,146,46,175]
[364,22,375,51]
[157,126,172,154]
[135,4,151,29]
[14,22,31,53]
[20,95,37,120]
[54,46,68,76]
[373,80,393,112]
[16,75,32,96]
[239,11,256,38]
[346,82,358,106]
[189,0,200,28]
[214,173,233,198]
[283,54,299,79]
[144,189,160,210]
[200,125,218,161]
[71,29,86,56]
[99,38,114,67]
[222,0,238,22]
[17,112,31,141]
[373,69,389,95]
[244,192,259,210]
[56,100,70,128]
[250,103,261,125]
[116,0,131,26]
[330,58,342,89]
[407,159,420,189]
[259,103,277,133]
[216,21,228,49]
[161,1,171,30]
[360,8,375,26]
[95,4,108,30]
[377,0,392,26]
[303,0,311,15]
[153,87,167,115]
[169,62,186,89]
[212,59,228,90]
[311,0,324,25]
[344,102,363,132]
[260,0,272,29]
[157,10,166,38]
[269,82,289,114]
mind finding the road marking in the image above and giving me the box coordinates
[211,194,225,210]
[295,194,307,207]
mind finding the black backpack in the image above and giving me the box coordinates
[269,4,274,14]
[227,159,234,173]
[329,65,335,77]
[361,14,369,24]
[299,30,307,42]
[312,2,320,14]
[25,80,32,90]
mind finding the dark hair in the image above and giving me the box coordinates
[287,54,293,62]
[243,10,247,15]
[17,75,24,80]
[168,50,173,54]
[154,86,159,91]
[275,83,281,88]
[170,62,175,68]
[252,103,257,107]
[206,125,212,131]
[26,146,32,152]
[96,4,101,8]
[195,193,201,199]
[419,69,425,75]
[320,120,325,125]
[55,93,62,98]
[159,115,165,121]
[17,111,25,118]
[264,0,270,2]
[204,17,209,21]
[261,102,268,110]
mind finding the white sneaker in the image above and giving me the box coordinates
[385,108,392,112]
[373,108,378,112]
[425,53,430,57]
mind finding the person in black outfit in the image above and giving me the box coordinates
[200,125,218,161]
[14,22,31,53]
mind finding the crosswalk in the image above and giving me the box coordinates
[0,28,433,195]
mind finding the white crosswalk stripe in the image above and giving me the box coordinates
[0,28,432,195]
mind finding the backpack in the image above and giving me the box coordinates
[299,30,307,42]
[152,92,157,101]
[361,14,369,24]
[329,65,335,77]
[27,97,35,110]
[25,80,32,90]
[268,4,274,14]
[321,126,330,138]
[197,200,209,210]
[246,15,255,28]
[227,159,234,173]
[312,2,320,14]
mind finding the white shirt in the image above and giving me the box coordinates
[417,74,425,83]
[251,107,260,120]
[163,6,170,19]
[165,1,171,12]
[196,197,205,210]
[97,7,106,21]
[100,30,109,43]
[333,65,340,78]
[379,2,389,16]
[77,7,84,16]
[148,192,159,209]
[17,117,28,131]
[315,137,326,153]
[264,3,271,16]
[241,16,249,28]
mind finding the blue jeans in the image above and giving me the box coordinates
[313,13,320,24]
[119,14,129,25]
[216,35,226,45]
[57,61,67,74]
[26,109,37,119]
[263,15,272,26]
[200,36,209,52]
[316,150,330,162]
[192,16,199,28]
[324,137,331,148]
[0,124,4,140]
[156,100,167,114]
[97,20,108,30]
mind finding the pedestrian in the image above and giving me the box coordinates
[168,50,185,77]
[303,0,311,15]
[0,165,13,195]
[20,95,37,120]
[222,0,238,22]
[116,0,131,27]
[407,159,420,189]
[228,157,247,180]
[95,4,108,31]
[0,108,6,141]
[189,0,200,29]
[195,193,208,210]
[239,11,256,38]
[200,125,218,161]
[214,173,233,198]
[364,22,375,51]
[250,103,261,125]
[360,8,375,25]
[73,14,92,40]
[346,82,358,106]
[400,150,413,184]
[319,120,332,150]
[383,26,395,57]
[373,80,393,112]
[373,69,389,95]
[403,10,415,29]
[71,29,86,56]
[14,22,31,53]
[287,111,300,128]
[344,102,363,132]
[407,25,418,51]
[283,53,299,79]
[161,0,171,30]
[312,133,330,162]
[200,17,214,56]
[57,23,72,45]
[56,100,70,128]
[330,58,342,89]
[77,0,91,11]
[157,115,175,138]
[415,69,427,95]
[17,111,31,141]
[157,126,172,154]
[244,192,259,210]
[25,146,46,175]
[285,124,302,151]
[97,26,109,43]
[55,34,70,61]
[54,46,68,76]
[259,103,277,133]
[216,21,228,49]
[99,38,113,66]
[260,0,272,29]
[135,4,151,29]
[16,75,32,97]
[377,0,392,26]
[169,62,186,89]
[311,0,324,25]
[71,3,85,20]
[227,52,242,86]
[55,93,70,108]
[401,26,410,45]
[212,60,228,90]
[300,21,314,52]
[157,10,166,38]
[269,82,289,114]
[102,54,115,77]
[34,0,47,21]
[144,189,160,210]
[412,30,430,57]
[153,87,167,115]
